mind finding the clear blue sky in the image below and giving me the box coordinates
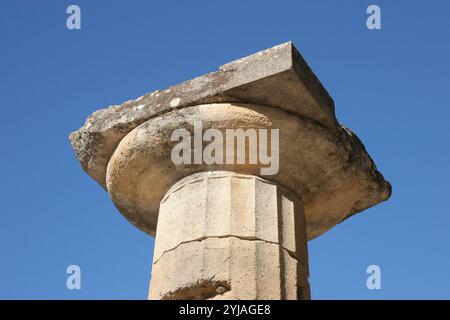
[1,0,449,299]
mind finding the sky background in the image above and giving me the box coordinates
[0,0,449,299]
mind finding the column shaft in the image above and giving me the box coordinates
[149,171,310,300]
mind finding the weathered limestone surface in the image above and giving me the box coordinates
[70,42,390,241]
[149,172,309,300]
[150,237,309,300]
[69,42,391,300]
[106,102,390,239]
[70,42,337,190]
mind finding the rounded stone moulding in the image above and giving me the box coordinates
[106,102,390,239]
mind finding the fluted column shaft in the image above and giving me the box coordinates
[149,171,310,300]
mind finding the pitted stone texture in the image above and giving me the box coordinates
[70,42,337,189]
[149,237,309,300]
[106,103,390,239]
[149,172,309,300]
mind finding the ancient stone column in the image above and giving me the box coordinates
[69,42,391,300]
[150,171,309,300]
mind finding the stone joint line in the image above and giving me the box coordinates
[152,234,308,271]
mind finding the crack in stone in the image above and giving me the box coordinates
[153,234,307,270]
